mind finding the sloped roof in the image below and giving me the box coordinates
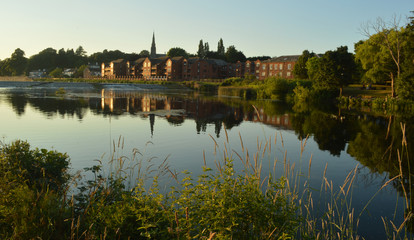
[187,57,200,64]
[206,59,228,66]
[150,56,169,65]
[134,58,146,64]
[171,56,184,62]
[111,58,126,63]
[266,55,300,63]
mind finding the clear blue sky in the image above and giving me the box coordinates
[0,0,412,60]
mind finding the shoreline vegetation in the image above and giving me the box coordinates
[2,75,413,116]
[0,124,412,239]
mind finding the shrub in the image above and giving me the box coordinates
[293,85,311,102]
[0,140,69,192]
[0,140,70,239]
[220,77,244,86]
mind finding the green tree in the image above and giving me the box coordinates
[167,47,189,58]
[139,50,150,57]
[217,38,225,56]
[88,49,127,65]
[355,33,398,85]
[308,46,356,96]
[396,12,414,100]
[26,48,58,72]
[75,65,88,78]
[293,50,315,79]
[0,59,12,76]
[205,51,225,60]
[306,56,331,88]
[360,16,406,97]
[225,45,246,63]
[49,67,63,78]
[197,39,205,58]
[204,42,210,53]
[75,46,87,57]
[0,49,28,76]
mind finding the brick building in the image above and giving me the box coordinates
[101,59,128,78]
[260,55,300,80]
[99,34,301,81]
[127,58,146,78]
[166,57,184,80]
[142,56,169,79]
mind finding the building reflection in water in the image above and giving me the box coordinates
[99,90,292,137]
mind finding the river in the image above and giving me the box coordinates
[0,81,412,239]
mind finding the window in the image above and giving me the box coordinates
[256,63,260,67]
[167,61,172,66]
[270,65,273,70]
[279,64,283,70]
[287,72,291,77]
[288,64,291,70]
[261,72,265,76]
[246,63,250,67]
[262,65,266,70]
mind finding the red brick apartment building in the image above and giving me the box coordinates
[100,33,300,81]
[258,55,300,80]
[101,59,128,78]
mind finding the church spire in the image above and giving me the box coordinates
[150,32,156,59]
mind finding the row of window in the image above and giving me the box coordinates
[262,63,292,70]
[245,62,292,70]
[261,71,291,77]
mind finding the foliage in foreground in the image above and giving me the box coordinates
[0,138,298,239]
[0,124,412,239]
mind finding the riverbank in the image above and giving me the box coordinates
[0,80,174,91]
[0,76,32,82]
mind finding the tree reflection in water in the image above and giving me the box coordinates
[4,89,414,217]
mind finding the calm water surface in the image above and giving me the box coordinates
[0,81,412,239]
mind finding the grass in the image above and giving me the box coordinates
[343,84,391,99]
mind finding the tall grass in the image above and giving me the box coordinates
[0,121,412,239]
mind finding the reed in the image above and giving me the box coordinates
[0,121,412,239]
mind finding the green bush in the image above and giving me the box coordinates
[293,85,311,102]
[74,157,298,239]
[220,77,244,86]
[0,140,70,239]
[0,140,69,192]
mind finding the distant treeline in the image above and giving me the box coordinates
[0,47,152,76]
[0,36,270,77]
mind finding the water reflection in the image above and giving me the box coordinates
[4,89,414,192]
[2,87,414,238]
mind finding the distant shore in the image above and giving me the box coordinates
[0,76,32,82]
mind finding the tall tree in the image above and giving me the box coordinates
[197,40,205,58]
[204,42,210,53]
[9,48,27,76]
[225,45,246,63]
[307,46,356,96]
[75,46,87,57]
[26,48,58,72]
[360,16,405,97]
[217,38,225,56]
[396,12,414,100]
[293,50,315,79]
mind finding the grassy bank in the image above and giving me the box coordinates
[0,76,32,81]
[343,84,391,99]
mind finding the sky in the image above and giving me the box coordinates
[0,0,412,60]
